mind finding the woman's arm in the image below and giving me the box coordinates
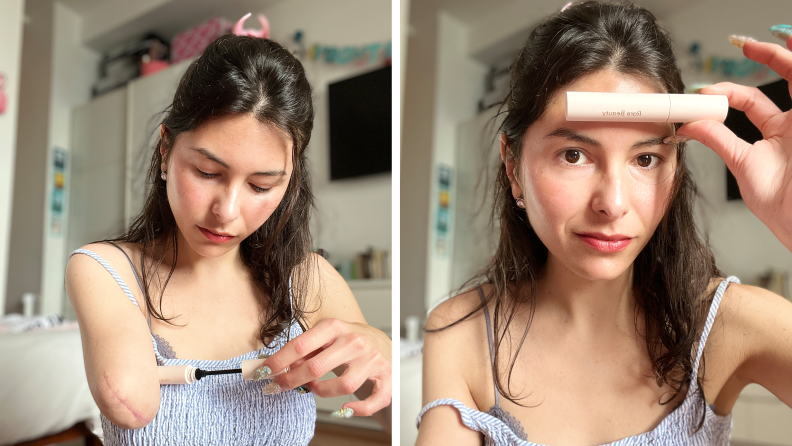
[262,254,392,424]
[65,243,161,429]
[416,291,488,445]
[721,283,792,407]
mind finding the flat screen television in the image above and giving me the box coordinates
[328,65,391,180]
[723,78,791,200]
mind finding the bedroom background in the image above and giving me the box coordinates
[0,0,391,445]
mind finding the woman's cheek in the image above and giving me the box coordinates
[524,165,584,226]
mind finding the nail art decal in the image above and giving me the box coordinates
[296,385,310,394]
[770,25,792,41]
[663,135,692,145]
[728,35,757,48]
[262,381,282,395]
[330,407,355,418]
[253,366,272,380]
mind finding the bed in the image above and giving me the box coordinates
[0,325,101,445]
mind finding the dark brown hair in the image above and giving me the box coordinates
[442,1,721,429]
[110,35,316,345]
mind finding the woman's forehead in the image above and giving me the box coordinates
[530,70,672,142]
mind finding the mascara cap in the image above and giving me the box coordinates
[668,94,728,123]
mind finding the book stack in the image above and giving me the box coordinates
[336,248,390,280]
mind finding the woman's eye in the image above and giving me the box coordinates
[636,154,659,168]
[562,149,586,165]
[197,169,216,179]
[251,184,270,193]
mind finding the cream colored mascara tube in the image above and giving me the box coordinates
[565,92,728,123]
[158,365,198,385]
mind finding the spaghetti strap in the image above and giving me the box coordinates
[692,276,740,377]
[477,286,500,406]
[71,249,142,310]
[103,241,152,327]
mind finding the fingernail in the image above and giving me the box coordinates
[663,135,692,145]
[257,354,270,359]
[253,366,271,380]
[330,407,354,418]
[728,35,757,48]
[296,385,310,394]
[770,25,792,41]
[686,83,713,94]
[261,381,282,395]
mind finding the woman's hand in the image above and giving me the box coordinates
[261,317,392,417]
[678,34,792,252]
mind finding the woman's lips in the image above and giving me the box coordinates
[199,227,234,243]
[576,233,632,253]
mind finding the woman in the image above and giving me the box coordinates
[417,2,792,445]
[65,35,391,444]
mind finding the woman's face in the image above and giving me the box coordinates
[161,113,293,258]
[505,70,677,281]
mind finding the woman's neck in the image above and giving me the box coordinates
[156,229,247,279]
[534,254,638,335]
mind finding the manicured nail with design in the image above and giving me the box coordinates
[686,83,713,94]
[663,135,692,145]
[253,366,272,380]
[770,25,792,41]
[262,381,281,395]
[296,385,310,394]
[728,35,757,48]
[330,407,354,418]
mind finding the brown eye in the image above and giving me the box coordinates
[564,150,581,164]
[637,155,654,167]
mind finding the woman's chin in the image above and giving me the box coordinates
[568,258,633,282]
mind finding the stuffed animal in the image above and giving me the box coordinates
[232,13,270,39]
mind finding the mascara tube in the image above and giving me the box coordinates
[158,365,199,385]
[565,91,729,123]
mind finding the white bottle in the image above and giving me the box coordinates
[22,293,35,317]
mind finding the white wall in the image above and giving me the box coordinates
[665,0,792,284]
[39,2,100,316]
[262,0,392,265]
[0,0,25,315]
[424,12,487,310]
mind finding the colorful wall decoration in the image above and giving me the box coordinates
[292,31,391,66]
[686,42,776,80]
[435,165,452,256]
[50,148,67,236]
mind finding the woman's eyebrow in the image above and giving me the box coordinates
[546,128,601,147]
[545,128,671,150]
[191,147,286,176]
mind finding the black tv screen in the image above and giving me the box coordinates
[723,78,791,200]
[328,65,392,180]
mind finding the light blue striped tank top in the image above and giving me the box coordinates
[72,246,316,445]
[417,276,740,446]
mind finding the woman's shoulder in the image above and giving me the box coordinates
[425,283,493,332]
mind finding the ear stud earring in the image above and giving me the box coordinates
[516,198,526,209]
[161,171,167,181]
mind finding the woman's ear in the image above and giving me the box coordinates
[500,134,524,200]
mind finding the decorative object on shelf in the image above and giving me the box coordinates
[93,35,170,96]
[50,148,67,236]
[0,72,6,115]
[232,13,270,39]
[755,269,790,300]
[335,248,390,280]
[292,30,391,66]
[172,17,232,64]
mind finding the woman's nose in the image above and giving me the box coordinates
[591,168,630,219]
[212,184,241,222]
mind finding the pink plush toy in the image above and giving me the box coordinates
[232,13,270,39]
[0,73,6,115]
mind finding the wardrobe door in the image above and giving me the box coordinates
[125,59,193,226]
[64,87,128,318]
